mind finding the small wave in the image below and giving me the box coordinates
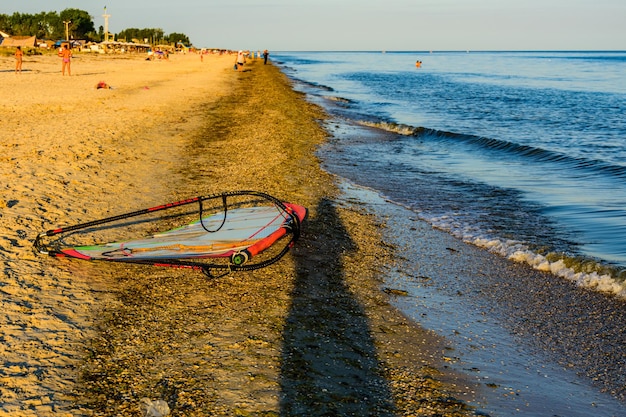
[288,75,335,92]
[460,136,626,179]
[427,214,626,299]
[359,119,626,180]
[300,79,334,92]
[359,120,423,136]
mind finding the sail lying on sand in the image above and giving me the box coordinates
[34,191,307,276]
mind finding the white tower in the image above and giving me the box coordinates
[102,6,111,42]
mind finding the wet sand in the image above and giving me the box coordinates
[1,52,479,415]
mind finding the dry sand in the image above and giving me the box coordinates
[1,52,479,416]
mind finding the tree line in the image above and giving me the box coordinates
[117,28,190,46]
[0,8,190,45]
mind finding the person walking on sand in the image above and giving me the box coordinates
[14,46,23,74]
[263,49,269,65]
[60,45,72,76]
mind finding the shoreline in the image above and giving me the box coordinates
[334,180,626,416]
[1,53,479,415]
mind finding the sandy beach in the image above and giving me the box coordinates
[0,51,479,415]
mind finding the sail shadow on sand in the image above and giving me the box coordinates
[280,198,395,415]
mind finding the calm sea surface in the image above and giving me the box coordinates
[274,51,626,416]
[274,50,626,297]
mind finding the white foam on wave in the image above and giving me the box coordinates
[360,120,416,136]
[428,215,626,299]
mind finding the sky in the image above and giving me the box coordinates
[2,0,625,51]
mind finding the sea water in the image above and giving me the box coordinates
[273,51,626,416]
[275,50,626,297]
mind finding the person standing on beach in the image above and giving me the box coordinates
[14,46,23,74]
[60,45,72,76]
[263,49,269,65]
[236,50,245,71]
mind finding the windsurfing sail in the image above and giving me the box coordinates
[34,191,307,276]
